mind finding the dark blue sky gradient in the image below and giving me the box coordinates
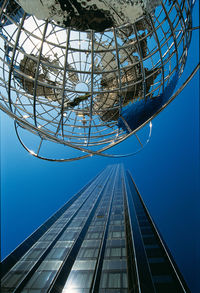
[1,2,199,292]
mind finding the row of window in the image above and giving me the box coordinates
[1,169,114,291]
[75,246,127,261]
[61,170,127,291]
[100,272,128,289]
[2,178,105,289]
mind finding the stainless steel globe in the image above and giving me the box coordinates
[0,0,196,161]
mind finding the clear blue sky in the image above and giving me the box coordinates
[1,2,199,292]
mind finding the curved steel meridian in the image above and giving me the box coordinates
[1,62,198,161]
[0,0,197,161]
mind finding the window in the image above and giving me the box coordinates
[41,233,56,241]
[102,260,127,271]
[11,261,34,272]
[72,260,96,271]
[105,248,120,257]
[57,219,69,224]
[82,240,101,248]
[140,227,153,235]
[138,215,148,221]
[53,223,65,229]
[100,272,128,289]
[108,231,125,239]
[78,211,89,217]
[35,242,49,248]
[105,247,126,258]
[94,221,104,226]
[112,208,123,215]
[145,244,159,249]
[63,271,93,289]
[25,248,43,260]
[148,257,165,264]
[109,225,125,232]
[78,248,98,258]
[153,275,173,283]
[108,273,120,288]
[110,220,124,225]
[150,262,171,276]
[23,271,55,289]
[38,260,62,271]
[143,236,157,245]
[139,218,149,224]
[67,227,81,233]
[111,214,124,220]
[68,222,82,228]
[46,247,68,260]
[48,228,59,233]
[146,248,163,258]
[2,271,24,288]
[55,241,73,248]
[88,226,104,232]
[123,273,128,288]
[59,231,78,241]
[106,239,126,248]
[86,232,102,239]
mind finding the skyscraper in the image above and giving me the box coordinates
[1,165,190,293]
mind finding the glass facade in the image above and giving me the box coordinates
[1,165,190,293]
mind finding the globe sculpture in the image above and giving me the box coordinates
[0,0,197,161]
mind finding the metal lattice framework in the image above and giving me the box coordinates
[0,0,197,161]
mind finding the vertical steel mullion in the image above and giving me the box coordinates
[33,21,48,128]
[113,28,123,116]
[48,167,115,293]
[12,168,109,293]
[161,1,179,68]
[7,12,26,112]
[132,22,147,102]
[148,14,165,93]
[87,30,95,146]
[90,165,119,292]
[123,171,156,293]
[186,0,193,44]
[113,28,131,136]
[55,28,70,137]
[175,0,189,49]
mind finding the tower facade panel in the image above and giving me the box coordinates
[1,165,190,293]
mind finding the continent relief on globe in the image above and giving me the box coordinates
[18,0,161,31]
